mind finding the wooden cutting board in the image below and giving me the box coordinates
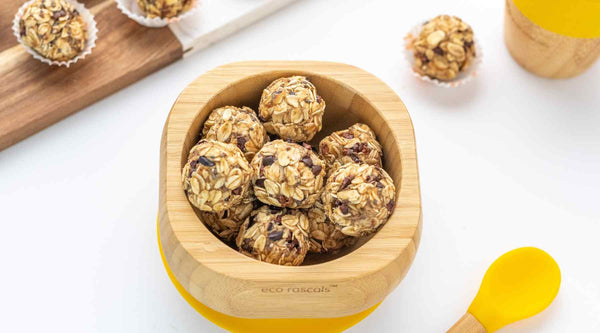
[0,0,297,151]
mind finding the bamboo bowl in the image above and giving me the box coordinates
[158,61,422,326]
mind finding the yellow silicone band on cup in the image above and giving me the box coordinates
[513,0,600,38]
[158,219,380,333]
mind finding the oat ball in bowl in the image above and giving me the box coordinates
[18,0,88,62]
[198,188,256,242]
[182,139,253,213]
[202,106,268,162]
[305,200,355,254]
[258,76,325,142]
[136,0,194,19]
[236,206,310,266]
[322,163,396,237]
[252,140,326,209]
[319,123,383,173]
[411,15,476,81]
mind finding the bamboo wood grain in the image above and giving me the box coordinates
[448,313,487,333]
[159,61,422,318]
[504,0,600,78]
[0,0,183,151]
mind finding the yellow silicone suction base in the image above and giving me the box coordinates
[158,220,380,333]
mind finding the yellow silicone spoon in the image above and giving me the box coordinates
[448,247,561,333]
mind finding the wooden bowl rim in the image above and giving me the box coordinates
[159,61,422,316]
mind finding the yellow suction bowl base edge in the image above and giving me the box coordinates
[157,218,380,333]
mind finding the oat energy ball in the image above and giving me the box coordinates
[136,0,193,19]
[322,163,396,237]
[202,106,268,162]
[252,140,326,209]
[258,76,326,142]
[411,15,476,81]
[236,206,310,266]
[319,123,383,173]
[19,0,87,62]
[198,188,256,242]
[182,140,253,213]
[306,200,355,254]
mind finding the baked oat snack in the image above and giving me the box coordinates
[258,76,325,142]
[236,206,310,266]
[306,200,355,254]
[19,0,87,62]
[252,140,326,209]
[319,123,383,173]
[198,188,256,242]
[411,15,476,81]
[202,106,268,162]
[136,0,194,19]
[182,140,253,213]
[322,163,396,237]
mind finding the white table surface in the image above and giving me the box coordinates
[1,0,599,332]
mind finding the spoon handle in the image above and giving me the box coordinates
[447,313,487,333]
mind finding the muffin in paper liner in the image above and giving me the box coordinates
[403,18,482,88]
[116,0,201,28]
[12,0,97,68]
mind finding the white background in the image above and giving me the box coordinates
[1,0,599,332]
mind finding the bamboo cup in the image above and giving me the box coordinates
[504,0,600,78]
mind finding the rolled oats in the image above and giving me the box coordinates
[198,187,257,242]
[236,206,310,266]
[318,123,383,174]
[322,163,396,237]
[411,15,476,81]
[182,140,253,213]
[252,140,326,209]
[19,0,87,62]
[202,106,268,162]
[136,0,194,19]
[258,76,325,142]
[305,200,355,254]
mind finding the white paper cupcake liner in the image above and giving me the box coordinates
[116,0,201,28]
[403,21,482,88]
[13,0,98,68]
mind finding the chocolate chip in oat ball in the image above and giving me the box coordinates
[255,178,266,188]
[386,200,395,211]
[198,156,215,167]
[339,204,349,215]
[340,175,354,190]
[301,155,314,167]
[232,187,242,195]
[262,155,275,166]
[268,230,284,241]
[236,136,247,152]
[312,164,323,176]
